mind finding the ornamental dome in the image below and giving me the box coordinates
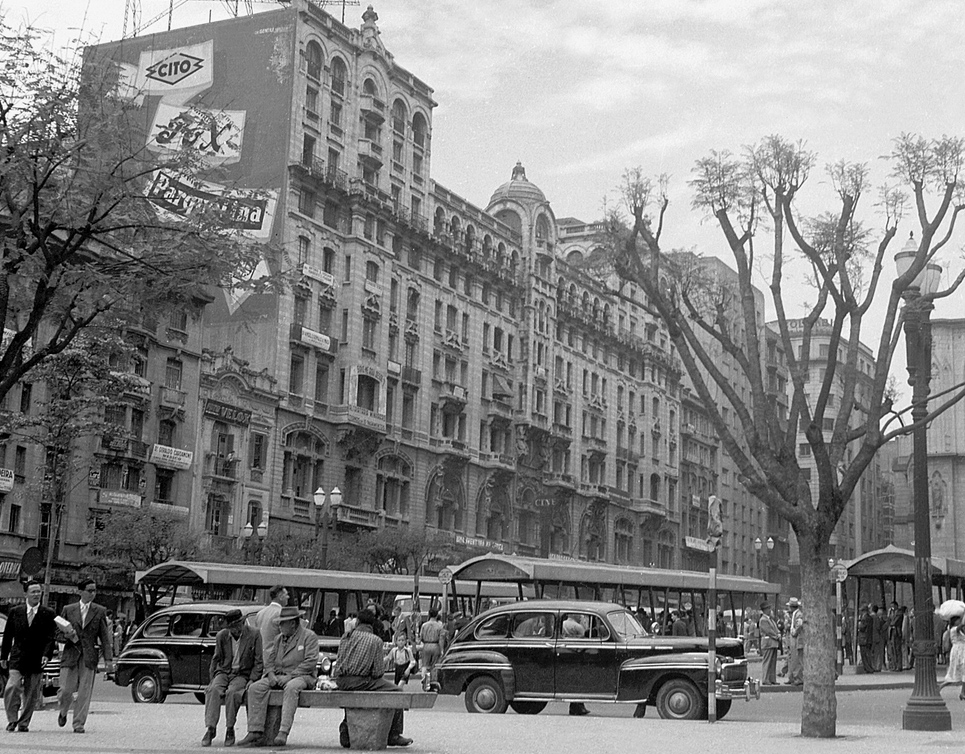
[488,162,547,207]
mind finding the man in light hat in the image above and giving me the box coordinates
[202,609,262,747]
[238,606,318,748]
[786,597,804,686]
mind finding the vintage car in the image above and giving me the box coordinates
[434,600,760,720]
[113,602,340,703]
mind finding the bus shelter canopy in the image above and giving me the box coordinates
[450,553,779,595]
[843,544,965,584]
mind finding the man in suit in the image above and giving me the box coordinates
[238,606,318,748]
[758,601,781,685]
[255,585,287,665]
[57,577,114,734]
[785,597,804,686]
[0,580,56,732]
[202,609,263,747]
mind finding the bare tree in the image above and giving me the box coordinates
[0,20,279,404]
[609,134,965,737]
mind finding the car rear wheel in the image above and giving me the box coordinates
[195,693,207,704]
[464,676,508,714]
[131,669,167,704]
[509,701,547,715]
[655,678,705,720]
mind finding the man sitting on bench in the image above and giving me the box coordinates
[334,609,412,748]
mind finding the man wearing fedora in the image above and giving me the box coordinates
[758,601,780,685]
[238,606,318,748]
[786,597,804,686]
[202,610,263,747]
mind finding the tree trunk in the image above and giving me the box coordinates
[798,532,837,738]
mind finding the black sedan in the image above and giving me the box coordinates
[434,600,760,720]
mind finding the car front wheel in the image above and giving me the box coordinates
[655,678,705,720]
[712,699,732,720]
[131,669,167,704]
[464,676,508,714]
[509,700,547,715]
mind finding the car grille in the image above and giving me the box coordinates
[720,660,747,683]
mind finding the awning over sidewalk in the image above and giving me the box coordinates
[844,544,965,584]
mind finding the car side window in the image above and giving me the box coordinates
[141,616,171,638]
[171,613,204,638]
[560,614,611,641]
[207,614,227,637]
[474,614,510,639]
[511,612,555,639]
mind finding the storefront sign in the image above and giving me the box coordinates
[684,536,715,553]
[100,490,142,508]
[203,399,252,427]
[150,444,194,470]
[301,264,335,287]
[0,468,13,493]
[455,534,505,553]
[297,326,332,351]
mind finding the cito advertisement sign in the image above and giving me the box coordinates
[134,42,213,96]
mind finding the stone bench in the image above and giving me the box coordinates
[264,690,437,750]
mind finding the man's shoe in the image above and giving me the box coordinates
[236,732,265,748]
[74,727,85,734]
[339,720,350,748]
[16,725,27,733]
[4,723,14,733]
[202,727,216,747]
[633,703,646,718]
[57,713,67,728]
[568,703,590,716]
[225,727,236,747]
[387,735,413,747]
[272,732,288,747]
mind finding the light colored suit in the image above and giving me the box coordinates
[246,624,318,736]
[58,599,113,731]
[255,602,283,665]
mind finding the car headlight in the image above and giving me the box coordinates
[320,658,332,674]
[715,657,723,675]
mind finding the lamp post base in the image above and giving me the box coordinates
[902,699,951,731]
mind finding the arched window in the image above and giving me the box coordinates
[615,518,633,564]
[434,207,446,234]
[449,215,461,239]
[482,235,493,260]
[306,41,323,80]
[330,57,347,96]
[376,455,411,519]
[282,431,325,515]
[392,99,407,135]
[412,112,428,148]
[363,77,378,96]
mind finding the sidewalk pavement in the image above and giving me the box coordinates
[9,697,962,754]
[746,654,936,692]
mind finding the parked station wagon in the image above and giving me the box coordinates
[113,602,340,703]
[434,600,760,720]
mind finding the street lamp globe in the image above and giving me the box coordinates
[894,233,943,294]
[766,536,775,551]
[313,487,326,510]
[242,522,253,540]
[257,521,268,538]
[753,537,762,552]
[330,486,343,507]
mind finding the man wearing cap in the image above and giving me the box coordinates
[238,606,318,748]
[201,610,263,747]
[758,601,780,685]
[786,598,804,686]
[334,609,412,748]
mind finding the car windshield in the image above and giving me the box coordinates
[607,610,648,639]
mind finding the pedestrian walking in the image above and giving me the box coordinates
[384,633,416,686]
[254,585,288,665]
[0,580,56,733]
[856,604,875,673]
[418,608,446,685]
[786,598,804,686]
[57,577,114,734]
[201,609,263,747]
[871,604,886,672]
[941,614,965,700]
[758,601,780,685]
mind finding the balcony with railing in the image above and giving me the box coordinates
[545,471,576,490]
[631,497,667,517]
[159,385,186,408]
[440,382,468,414]
[578,482,609,500]
[359,93,386,123]
[583,435,607,455]
[488,399,514,422]
[330,404,387,434]
[401,366,422,386]
[204,452,238,481]
[358,138,384,168]
[333,503,382,529]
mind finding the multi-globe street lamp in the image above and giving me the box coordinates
[895,235,950,731]
[242,519,268,564]
[313,486,342,569]
[753,536,774,581]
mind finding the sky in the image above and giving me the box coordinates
[6,0,965,339]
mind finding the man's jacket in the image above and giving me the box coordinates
[210,625,263,681]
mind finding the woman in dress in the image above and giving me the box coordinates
[941,614,965,699]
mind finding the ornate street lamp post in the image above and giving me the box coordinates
[895,236,950,731]
[753,536,774,582]
[242,519,268,564]
[314,486,342,569]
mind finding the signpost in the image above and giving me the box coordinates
[706,496,723,724]
[830,561,848,675]
[438,567,453,615]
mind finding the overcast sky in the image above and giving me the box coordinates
[7,0,965,332]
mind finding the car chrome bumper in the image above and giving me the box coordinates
[716,676,761,701]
